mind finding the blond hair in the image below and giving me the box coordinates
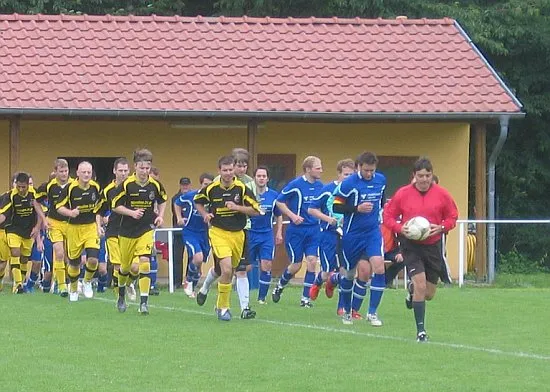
[302,156,320,172]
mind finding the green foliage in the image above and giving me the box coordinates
[498,247,549,274]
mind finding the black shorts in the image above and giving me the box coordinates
[235,231,250,272]
[400,237,443,285]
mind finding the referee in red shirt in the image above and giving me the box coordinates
[383,157,458,342]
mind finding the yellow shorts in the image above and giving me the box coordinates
[208,226,244,268]
[6,233,33,257]
[119,230,154,265]
[0,230,9,261]
[106,237,121,265]
[48,218,69,243]
[66,223,99,260]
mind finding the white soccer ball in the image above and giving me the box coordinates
[404,216,431,241]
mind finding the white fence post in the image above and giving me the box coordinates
[458,222,465,288]
[167,229,174,294]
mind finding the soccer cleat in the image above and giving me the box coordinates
[342,312,353,325]
[83,281,94,298]
[127,283,137,301]
[138,302,149,315]
[240,307,257,319]
[367,313,383,327]
[300,299,313,308]
[351,310,363,320]
[416,331,429,343]
[325,272,336,298]
[117,298,127,313]
[271,285,284,303]
[196,291,207,306]
[59,288,68,298]
[183,281,194,298]
[217,308,232,321]
[12,284,25,294]
[69,291,79,302]
[309,284,320,301]
[149,286,160,296]
[337,307,345,317]
[405,280,414,309]
[258,299,267,305]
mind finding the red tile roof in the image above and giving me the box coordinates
[0,14,522,118]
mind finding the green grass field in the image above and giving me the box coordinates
[1,284,549,392]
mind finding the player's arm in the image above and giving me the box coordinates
[111,184,143,220]
[31,199,46,234]
[0,213,5,225]
[174,203,184,226]
[56,189,79,218]
[274,214,283,245]
[0,197,11,225]
[430,190,459,236]
[194,188,214,223]
[381,193,405,235]
[154,200,166,227]
[308,192,336,225]
[227,188,260,216]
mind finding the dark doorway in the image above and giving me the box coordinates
[60,157,118,189]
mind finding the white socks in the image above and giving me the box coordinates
[200,268,218,294]
[236,276,250,311]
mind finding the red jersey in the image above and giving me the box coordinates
[383,183,458,245]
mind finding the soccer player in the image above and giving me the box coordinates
[0,191,10,291]
[112,149,167,315]
[194,155,261,321]
[95,158,132,296]
[248,166,283,304]
[174,173,214,298]
[149,166,162,295]
[307,158,355,303]
[0,172,45,293]
[56,161,102,302]
[35,159,73,297]
[333,152,387,325]
[383,157,458,342]
[272,156,324,308]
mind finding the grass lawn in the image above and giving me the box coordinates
[1,284,549,391]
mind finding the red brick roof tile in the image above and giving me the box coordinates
[0,14,522,117]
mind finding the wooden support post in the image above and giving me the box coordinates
[474,123,487,280]
[247,120,258,174]
[9,116,21,185]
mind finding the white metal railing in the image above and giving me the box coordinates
[457,219,550,287]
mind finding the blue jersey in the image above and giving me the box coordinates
[175,190,207,233]
[250,188,281,233]
[334,172,386,235]
[310,181,338,232]
[276,175,324,227]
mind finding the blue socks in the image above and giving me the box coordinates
[97,272,108,292]
[278,268,293,287]
[302,271,315,299]
[352,279,367,312]
[313,271,323,286]
[339,277,354,312]
[26,271,39,291]
[150,255,158,288]
[258,270,272,301]
[368,273,385,315]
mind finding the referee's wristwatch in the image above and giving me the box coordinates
[440,225,445,233]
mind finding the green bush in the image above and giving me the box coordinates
[497,247,549,274]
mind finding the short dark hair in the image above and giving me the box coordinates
[232,148,250,164]
[179,177,191,185]
[356,152,378,166]
[254,165,270,177]
[15,172,30,184]
[218,155,236,168]
[336,159,355,173]
[113,157,129,170]
[199,173,215,183]
[414,157,433,173]
[133,148,153,163]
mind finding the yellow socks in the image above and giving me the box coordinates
[216,282,232,310]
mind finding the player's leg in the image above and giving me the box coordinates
[256,232,274,304]
[364,228,385,326]
[106,237,121,294]
[272,226,304,303]
[26,237,43,292]
[41,236,53,293]
[310,230,336,300]
[338,236,362,323]
[66,225,85,301]
[351,259,370,320]
[235,231,254,318]
[96,237,108,293]
[300,227,320,307]
[134,230,155,315]
[183,235,201,297]
[49,220,68,297]
[81,224,100,298]
[0,260,6,292]
[7,234,24,293]
[116,236,138,312]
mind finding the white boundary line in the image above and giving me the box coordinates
[93,297,550,362]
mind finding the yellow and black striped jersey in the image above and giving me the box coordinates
[36,177,74,222]
[95,180,123,238]
[56,180,101,225]
[111,174,167,238]
[194,177,260,232]
[0,187,38,238]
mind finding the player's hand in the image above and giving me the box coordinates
[428,223,443,237]
[131,208,144,220]
[102,216,109,226]
[97,226,105,238]
[154,216,164,227]
[203,213,214,224]
[36,239,44,253]
[401,225,411,237]
[30,226,40,239]
[327,216,338,226]
[395,253,404,263]
[176,217,185,226]
[275,232,283,245]
[225,201,239,211]
[70,208,80,218]
[291,214,304,225]
[356,202,373,213]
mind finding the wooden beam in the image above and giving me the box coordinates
[474,123,487,280]
[9,116,20,185]
[247,120,258,173]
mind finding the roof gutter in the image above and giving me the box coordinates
[454,20,524,110]
[0,108,525,122]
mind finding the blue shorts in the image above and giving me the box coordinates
[183,230,210,262]
[247,231,275,263]
[319,230,340,272]
[285,225,320,263]
[340,226,383,270]
[30,235,54,272]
